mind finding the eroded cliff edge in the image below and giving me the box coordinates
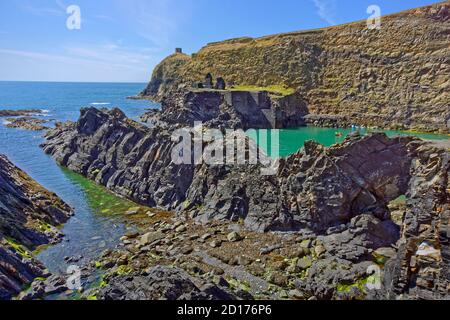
[141,1,450,133]
[0,155,73,300]
[42,107,449,299]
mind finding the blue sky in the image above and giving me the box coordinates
[0,0,440,82]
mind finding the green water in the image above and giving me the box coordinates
[37,168,146,274]
[63,168,141,218]
[248,127,449,157]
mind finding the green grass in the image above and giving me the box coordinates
[230,84,295,96]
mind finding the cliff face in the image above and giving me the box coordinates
[141,89,309,130]
[142,53,192,101]
[0,155,73,300]
[142,1,450,133]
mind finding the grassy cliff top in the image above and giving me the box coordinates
[142,1,450,132]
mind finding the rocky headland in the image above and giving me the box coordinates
[41,107,449,300]
[140,1,450,133]
[0,154,73,300]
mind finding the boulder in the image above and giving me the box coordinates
[227,232,242,242]
[98,266,237,300]
[138,232,164,247]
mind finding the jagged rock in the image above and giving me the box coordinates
[98,266,237,300]
[0,155,73,300]
[215,77,226,90]
[140,53,191,101]
[19,275,68,300]
[204,73,213,89]
[140,89,309,130]
[378,146,450,300]
[42,108,444,234]
[0,109,42,117]
[4,117,50,131]
[41,108,449,299]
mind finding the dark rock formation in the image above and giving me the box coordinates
[377,144,450,300]
[0,155,73,300]
[42,108,439,231]
[18,274,69,300]
[215,77,226,90]
[278,133,414,232]
[0,109,42,117]
[140,89,309,130]
[98,266,237,300]
[4,117,50,131]
[42,108,449,299]
[204,73,213,89]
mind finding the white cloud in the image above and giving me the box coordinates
[113,0,193,49]
[0,45,158,82]
[63,41,158,67]
[21,1,65,17]
[313,0,337,26]
[2,0,196,81]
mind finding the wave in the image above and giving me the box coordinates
[90,102,111,106]
[35,110,52,117]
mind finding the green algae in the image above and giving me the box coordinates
[5,237,32,259]
[336,273,379,294]
[115,265,133,276]
[61,167,145,218]
[37,221,53,233]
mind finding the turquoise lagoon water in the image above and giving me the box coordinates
[248,126,449,157]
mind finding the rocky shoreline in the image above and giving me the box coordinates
[39,107,449,300]
[1,1,449,301]
[0,154,73,300]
